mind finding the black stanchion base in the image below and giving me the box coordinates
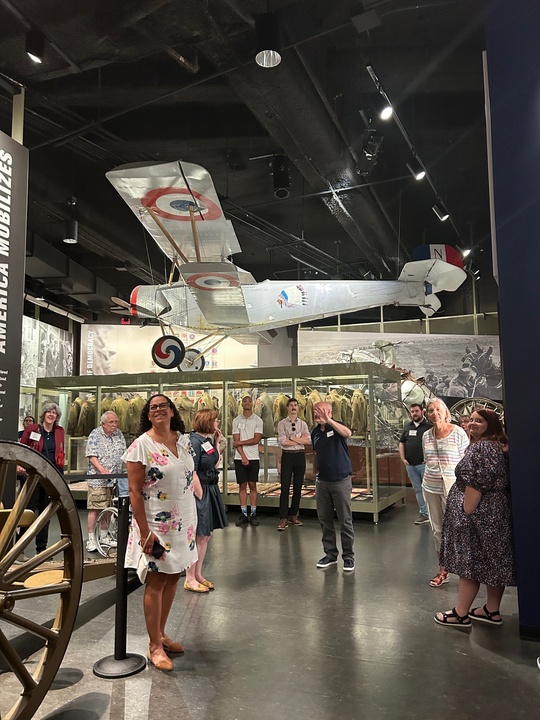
[93,653,147,679]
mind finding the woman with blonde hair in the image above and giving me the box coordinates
[422,398,469,587]
[184,408,228,592]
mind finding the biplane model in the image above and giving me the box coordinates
[106,160,467,371]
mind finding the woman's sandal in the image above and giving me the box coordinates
[200,579,215,590]
[434,607,472,629]
[468,604,503,625]
[184,581,209,593]
[147,647,174,671]
[162,637,185,654]
[429,571,449,587]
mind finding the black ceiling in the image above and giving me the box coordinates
[0,0,496,325]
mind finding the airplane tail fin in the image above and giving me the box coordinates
[399,244,467,317]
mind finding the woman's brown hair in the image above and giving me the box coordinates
[471,408,508,449]
[192,408,217,435]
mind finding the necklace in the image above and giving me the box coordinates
[151,431,178,454]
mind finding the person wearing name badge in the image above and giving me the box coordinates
[85,411,126,553]
[311,401,355,572]
[20,403,65,556]
[184,409,228,593]
[276,398,311,531]
[422,398,469,588]
[233,395,264,526]
[399,404,432,525]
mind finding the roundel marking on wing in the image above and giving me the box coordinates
[185,273,240,291]
[141,187,222,221]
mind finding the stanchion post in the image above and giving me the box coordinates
[93,491,146,678]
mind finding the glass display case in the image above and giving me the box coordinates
[36,362,405,521]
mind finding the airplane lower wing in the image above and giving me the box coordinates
[179,262,256,327]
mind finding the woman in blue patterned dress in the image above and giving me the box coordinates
[434,409,515,629]
[184,409,228,592]
[124,395,202,670]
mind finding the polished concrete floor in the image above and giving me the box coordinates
[3,500,540,720]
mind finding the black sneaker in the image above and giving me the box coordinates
[236,513,249,527]
[343,558,355,572]
[316,556,338,568]
[414,513,430,525]
[249,514,260,526]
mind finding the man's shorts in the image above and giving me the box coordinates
[87,486,112,510]
[234,460,260,485]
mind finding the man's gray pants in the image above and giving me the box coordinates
[315,476,354,561]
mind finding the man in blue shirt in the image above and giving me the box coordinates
[311,401,355,571]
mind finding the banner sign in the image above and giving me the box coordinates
[0,130,28,441]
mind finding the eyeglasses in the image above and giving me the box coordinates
[291,423,296,431]
[149,402,170,413]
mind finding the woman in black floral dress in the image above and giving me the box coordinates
[434,409,515,629]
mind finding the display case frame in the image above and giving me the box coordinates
[36,362,405,521]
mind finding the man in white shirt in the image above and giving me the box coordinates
[276,398,310,531]
[85,412,126,551]
[233,395,264,526]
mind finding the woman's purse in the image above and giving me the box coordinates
[136,531,152,583]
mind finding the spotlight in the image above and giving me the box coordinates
[34,280,45,300]
[462,248,471,257]
[380,105,393,120]
[255,13,281,68]
[64,217,78,244]
[432,204,449,222]
[362,128,383,160]
[406,159,426,181]
[26,30,45,64]
[272,155,290,199]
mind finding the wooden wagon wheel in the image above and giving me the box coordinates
[450,397,504,423]
[0,441,83,720]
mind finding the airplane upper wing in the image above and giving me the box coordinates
[106,160,241,262]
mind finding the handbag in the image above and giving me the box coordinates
[433,434,456,498]
[136,531,152,583]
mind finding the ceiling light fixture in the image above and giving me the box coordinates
[380,105,393,120]
[26,30,45,64]
[272,155,290,199]
[462,248,472,257]
[63,217,78,244]
[366,63,461,241]
[406,159,426,181]
[34,280,45,300]
[25,294,85,323]
[255,13,281,68]
[432,204,450,222]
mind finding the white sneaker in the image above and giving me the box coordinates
[86,538,98,552]
[102,536,117,548]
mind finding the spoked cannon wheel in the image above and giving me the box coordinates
[450,397,504,423]
[0,441,83,720]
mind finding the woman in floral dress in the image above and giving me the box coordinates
[434,409,515,629]
[124,394,202,670]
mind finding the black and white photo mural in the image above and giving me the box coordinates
[298,331,502,403]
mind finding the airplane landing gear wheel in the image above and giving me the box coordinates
[0,442,83,720]
[179,349,206,372]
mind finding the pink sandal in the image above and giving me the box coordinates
[429,570,449,587]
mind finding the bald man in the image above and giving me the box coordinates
[311,402,355,571]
